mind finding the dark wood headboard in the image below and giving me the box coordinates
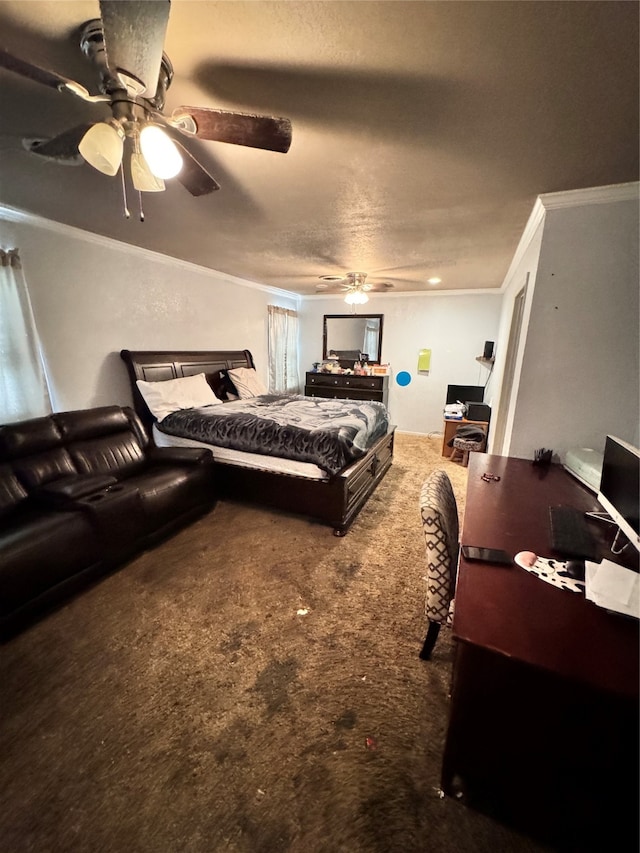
[120,349,255,433]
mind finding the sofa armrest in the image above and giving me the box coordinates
[146,446,214,466]
[34,474,119,508]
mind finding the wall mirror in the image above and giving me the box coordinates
[323,314,384,367]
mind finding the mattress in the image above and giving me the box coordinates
[152,424,327,481]
[157,394,390,476]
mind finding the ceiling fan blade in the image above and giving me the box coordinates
[0,46,82,93]
[174,107,292,153]
[99,0,170,95]
[170,139,220,196]
[25,124,94,159]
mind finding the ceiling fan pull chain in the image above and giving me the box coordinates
[138,191,145,222]
[120,164,130,219]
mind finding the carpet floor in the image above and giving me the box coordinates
[0,434,556,853]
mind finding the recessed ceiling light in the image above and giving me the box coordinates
[319,274,344,282]
[427,277,442,285]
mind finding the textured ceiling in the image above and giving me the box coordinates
[0,1,637,296]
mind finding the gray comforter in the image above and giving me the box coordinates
[158,394,390,476]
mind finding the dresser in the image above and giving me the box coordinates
[305,372,389,406]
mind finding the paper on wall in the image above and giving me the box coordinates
[417,349,431,374]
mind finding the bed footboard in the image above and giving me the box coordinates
[215,427,395,535]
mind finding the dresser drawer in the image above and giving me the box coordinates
[306,373,383,390]
[305,372,389,405]
[305,386,383,403]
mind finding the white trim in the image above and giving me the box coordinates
[0,202,300,303]
[539,181,639,210]
[498,197,546,293]
[496,182,639,294]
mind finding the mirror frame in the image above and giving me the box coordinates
[322,313,384,367]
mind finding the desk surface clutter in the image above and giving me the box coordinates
[514,551,586,594]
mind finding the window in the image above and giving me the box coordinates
[267,305,299,394]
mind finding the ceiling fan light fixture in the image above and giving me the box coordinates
[139,124,183,179]
[78,120,125,176]
[130,151,165,192]
[344,290,369,305]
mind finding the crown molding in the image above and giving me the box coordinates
[498,181,639,292]
[0,203,300,304]
[539,181,639,210]
[498,197,546,292]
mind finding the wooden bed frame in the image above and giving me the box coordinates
[120,349,395,535]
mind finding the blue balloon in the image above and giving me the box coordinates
[396,371,412,387]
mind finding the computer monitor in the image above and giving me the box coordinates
[597,435,640,554]
[446,384,484,405]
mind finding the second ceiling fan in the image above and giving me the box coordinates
[317,272,395,304]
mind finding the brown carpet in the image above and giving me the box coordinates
[0,434,554,853]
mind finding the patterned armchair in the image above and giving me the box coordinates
[418,470,460,660]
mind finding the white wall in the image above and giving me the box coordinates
[0,210,298,413]
[299,292,503,434]
[496,184,639,460]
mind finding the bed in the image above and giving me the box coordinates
[120,349,395,535]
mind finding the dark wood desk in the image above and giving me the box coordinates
[442,454,639,850]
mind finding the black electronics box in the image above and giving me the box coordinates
[483,340,495,359]
[466,402,491,422]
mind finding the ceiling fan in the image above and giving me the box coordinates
[316,272,395,303]
[0,0,292,210]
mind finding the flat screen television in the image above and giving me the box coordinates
[597,435,640,554]
[446,384,484,405]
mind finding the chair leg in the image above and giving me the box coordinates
[419,620,441,660]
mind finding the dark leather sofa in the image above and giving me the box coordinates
[0,405,216,637]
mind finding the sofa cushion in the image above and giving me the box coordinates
[69,432,146,477]
[0,465,29,519]
[0,509,101,618]
[132,465,214,530]
[13,448,77,491]
[0,416,63,461]
[54,407,133,441]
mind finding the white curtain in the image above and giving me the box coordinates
[267,305,300,394]
[0,249,52,423]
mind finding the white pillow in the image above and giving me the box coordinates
[228,367,268,398]
[136,373,222,421]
